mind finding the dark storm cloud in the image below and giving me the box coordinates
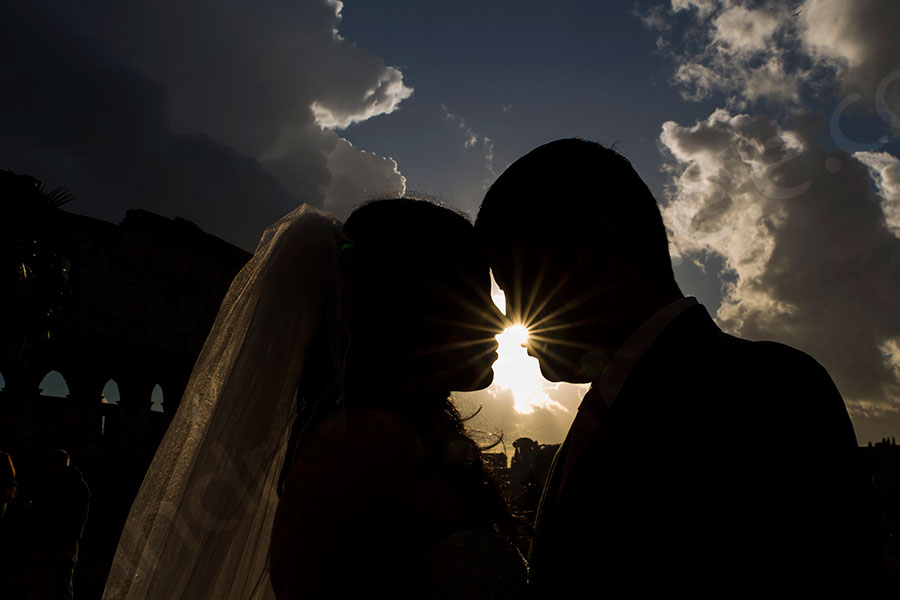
[70,0,411,213]
[799,0,900,114]
[1,0,409,248]
[0,9,293,249]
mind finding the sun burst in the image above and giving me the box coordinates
[491,322,562,414]
[488,273,563,414]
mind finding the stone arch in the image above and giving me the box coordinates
[150,383,164,413]
[39,370,70,398]
[101,379,121,405]
[100,378,122,437]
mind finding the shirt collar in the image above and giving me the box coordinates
[589,296,699,410]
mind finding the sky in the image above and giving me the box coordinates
[3,0,900,446]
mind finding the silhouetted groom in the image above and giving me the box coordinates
[475,139,883,596]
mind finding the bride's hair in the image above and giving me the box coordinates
[288,197,521,543]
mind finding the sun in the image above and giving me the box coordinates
[502,324,529,348]
[488,274,563,414]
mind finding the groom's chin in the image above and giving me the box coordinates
[536,360,564,383]
[453,370,494,393]
[471,370,495,391]
[536,357,589,384]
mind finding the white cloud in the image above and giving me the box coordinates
[635,3,673,30]
[798,0,900,113]
[743,58,801,105]
[311,66,413,130]
[322,136,406,217]
[665,2,801,107]
[456,382,587,452]
[89,0,414,153]
[656,0,900,119]
[661,109,900,424]
[712,5,780,53]
[854,151,900,236]
[441,105,496,179]
[670,0,717,17]
[647,0,900,441]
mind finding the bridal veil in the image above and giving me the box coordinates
[103,205,344,600]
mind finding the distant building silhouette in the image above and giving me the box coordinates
[481,437,559,555]
[505,438,557,523]
[860,443,900,588]
[0,170,250,597]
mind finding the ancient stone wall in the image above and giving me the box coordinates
[0,171,251,597]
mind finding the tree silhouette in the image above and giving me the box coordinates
[0,171,73,386]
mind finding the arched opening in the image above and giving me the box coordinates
[100,379,121,436]
[150,384,164,413]
[39,370,70,398]
[101,379,121,405]
[0,372,5,392]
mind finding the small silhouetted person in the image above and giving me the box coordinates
[27,449,90,600]
[1,451,14,521]
[475,139,884,596]
[1,450,28,599]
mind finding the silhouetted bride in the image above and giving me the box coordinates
[103,199,525,599]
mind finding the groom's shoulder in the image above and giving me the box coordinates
[711,331,828,380]
[720,333,829,378]
[713,334,846,414]
[652,310,829,386]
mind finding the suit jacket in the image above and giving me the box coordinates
[528,304,883,597]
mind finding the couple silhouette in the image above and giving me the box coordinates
[104,139,883,599]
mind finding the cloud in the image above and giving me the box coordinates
[0,13,295,250]
[660,109,900,428]
[670,0,717,17]
[798,0,900,113]
[440,105,496,179]
[456,383,587,452]
[652,0,900,118]
[322,136,406,218]
[656,1,805,107]
[855,151,900,236]
[645,0,900,441]
[1,0,411,249]
[311,68,413,130]
[712,4,780,53]
[635,3,673,31]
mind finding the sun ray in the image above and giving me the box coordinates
[411,336,500,356]
[490,322,567,414]
[525,334,596,351]
[484,270,569,414]
[524,281,609,332]
[519,256,578,329]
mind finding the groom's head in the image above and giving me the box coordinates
[475,138,677,382]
